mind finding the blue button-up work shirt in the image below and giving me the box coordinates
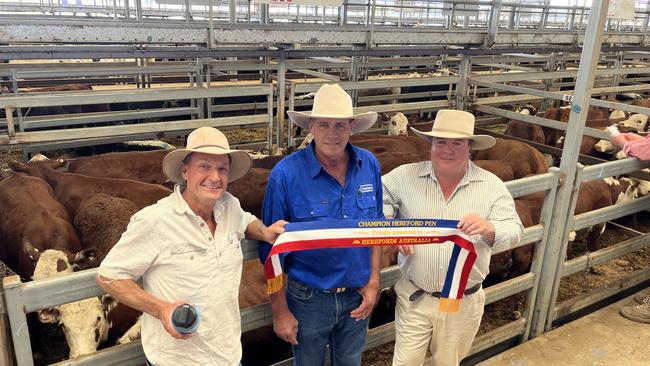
[259,142,384,290]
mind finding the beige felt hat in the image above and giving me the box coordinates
[410,109,496,150]
[287,84,378,133]
[163,127,252,184]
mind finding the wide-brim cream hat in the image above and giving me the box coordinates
[287,84,378,133]
[410,109,496,150]
[163,127,252,184]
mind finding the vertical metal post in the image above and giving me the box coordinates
[455,55,470,110]
[196,61,205,120]
[398,0,403,27]
[287,83,296,147]
[530,0,611,338]
[185,0,191,22]
[643,11,650,46]
[484,0,502,48]
[522,167,561,341]
[277,51,286,150]
[229,0,236,23]
[124,0,130,20]
[10,70,24,133]
[3,276,34,366]
[260,4,268,24]
[508,5,516,30]
[609,51,623,100]
[6,107,15,138]
[208,0,215,49]
[366,0,376,48]
[135,0,142,21]
[112,0,117,19]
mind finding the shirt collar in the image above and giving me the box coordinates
[172,185,226,218]
[305,141,362,178]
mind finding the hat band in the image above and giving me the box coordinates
[191,143,229,150]
[430,127,473,137]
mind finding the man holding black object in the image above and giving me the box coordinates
[382,110,523,366]
[97,127,286,365]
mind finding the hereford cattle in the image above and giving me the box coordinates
[387,112,409,136]
[474,160,515,182]
[472,139,549,178]
[0,172,85,279]
[539,106,614,146]
[227,168,271,218]
[252,155,286,170]
[9,160,171,217]
[504,106,545,144]
[31,249,113,359]
[570,177,637,252]
[66,149,170,185]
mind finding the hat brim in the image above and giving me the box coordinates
[288,110,378,133]
[410,127,496,150]
[163,146,252,185]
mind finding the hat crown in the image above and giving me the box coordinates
[430,109,475,137]
[186,127,230,150]
[311,84,354,117]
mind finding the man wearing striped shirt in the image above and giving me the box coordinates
[382,109,523,366]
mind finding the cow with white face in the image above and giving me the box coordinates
[31,249,114,359]
[619,114,649,132]
[388,112,409,136]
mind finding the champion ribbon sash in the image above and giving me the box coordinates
[264,219,476,313]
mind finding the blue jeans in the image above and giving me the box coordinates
[286,277,370,366]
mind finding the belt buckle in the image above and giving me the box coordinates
[325,287,346,293]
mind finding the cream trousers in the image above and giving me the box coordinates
[392,276,485,366]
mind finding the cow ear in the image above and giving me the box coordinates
[22,239,40,262]
[38,308,60,324]
[73,248,99,271]
[101,294,118,313]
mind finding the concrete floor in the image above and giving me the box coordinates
[477,295,650,366]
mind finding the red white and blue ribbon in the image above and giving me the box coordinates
[264,218,476,312]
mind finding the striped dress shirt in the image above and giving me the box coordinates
[382,160,523,292]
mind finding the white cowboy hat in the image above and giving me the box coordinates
[163,127,252,184]
[410,109,496,150]
[287,84,378,133]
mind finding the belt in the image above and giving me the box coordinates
[408,282,482,302]
[322,287,352,293]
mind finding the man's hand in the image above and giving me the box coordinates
[458,213,495,243]
[351,279,380,321]
[610,133,643,149]
[264,220,288,244]
[272,306,299,345]
[157,300,192,340]
[397,245,414,255]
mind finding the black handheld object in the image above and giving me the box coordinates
[172,304,200,334]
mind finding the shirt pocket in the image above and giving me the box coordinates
[356,192,377,218]
[293,201,330,221]
[170,243,215,294]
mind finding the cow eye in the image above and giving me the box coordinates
[391,121,397,126]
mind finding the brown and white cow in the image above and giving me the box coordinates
[30,249,113,359]
[0,171,85,279]
[9,160,171,217]
[472,139,549,178]
[66,149,171,185]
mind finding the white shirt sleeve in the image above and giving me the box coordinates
[97,213,163,281]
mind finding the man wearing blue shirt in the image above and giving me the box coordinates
[259,84,383,366]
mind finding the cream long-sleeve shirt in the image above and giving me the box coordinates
[382,161,523,292]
